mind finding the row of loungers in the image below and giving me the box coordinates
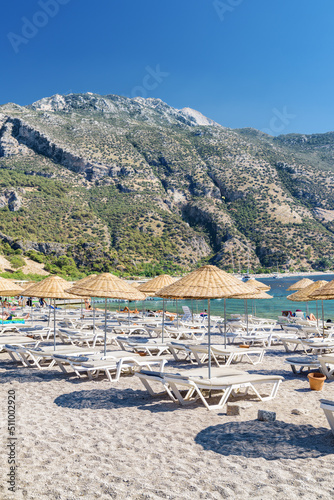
[2,329,334,419]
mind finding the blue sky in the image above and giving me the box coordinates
[1,0,333,134]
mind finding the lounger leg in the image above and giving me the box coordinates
[166,382,190,405]
[319,360,334,379]
[322,409,334,435]
[54,360,70,373]
[249,380,281,401]
[225,353,234,366]
[139,377,165,396]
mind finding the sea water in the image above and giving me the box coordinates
[102,275,334,321]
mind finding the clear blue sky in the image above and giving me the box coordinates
[1,0,333,135]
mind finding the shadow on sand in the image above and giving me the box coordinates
[195,420,334,460]
[54,387,188,413]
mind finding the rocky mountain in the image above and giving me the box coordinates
[1,92,334,276]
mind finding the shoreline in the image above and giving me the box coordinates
[239,271,334,279]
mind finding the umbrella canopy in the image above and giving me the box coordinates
[137,274,178,295]
[244,278,271,291]
[287,281,328,302]
[158,265,253,299]
[286,278,314,291]
[157,265,253,378]
[67,273,146,300]
[22,275,82,299]
[0,277,24,296]
[309,279,334,300]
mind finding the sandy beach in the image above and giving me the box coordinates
[1,339,333,500]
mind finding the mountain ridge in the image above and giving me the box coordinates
[1,92,334,277]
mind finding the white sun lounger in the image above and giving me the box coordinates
[116,338,171,356]
[57,328,108,347]
[163,373,283,410]
[0,336,40,352]
[136,368,283,410]
[4,344,99,369]
[320,400,334,435]
[67,354,168,382]
[318,355,334,380]
[282,338,334,355]
[188,345,265,367]
[135,366,245,397]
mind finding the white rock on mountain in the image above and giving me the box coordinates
[180,107,220,127]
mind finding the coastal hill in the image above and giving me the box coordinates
[1,92,334,277]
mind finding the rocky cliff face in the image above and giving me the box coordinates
[1,92,334,273]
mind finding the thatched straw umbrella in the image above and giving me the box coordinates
[229,290,273,335]
[0,277,25,326]
[287,278,314,291]
[157,265,253,377]
[137,275,178,337]
[309,279,334,335]
[245,279,271,291]
[67,273,146,356]
[137,274,177,322]
[287,280,328,327]
[23,276,82,349]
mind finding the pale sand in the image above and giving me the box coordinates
[0,343,333,499]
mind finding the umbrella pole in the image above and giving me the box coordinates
[246,299,249,335]
[128,300,130,325]
[48,299,51,326]
[191,299,194,323]
[162,298,165,342]
[316,301,319,328]
[208,299,211,379]
[81,299,83,318]
[143,298,145,317]
[176,299,179,328]
[322,300,325,337]
[53,298,56,350]
[93,296,96,336]
[224,297,227,349]
[104,298,107,357]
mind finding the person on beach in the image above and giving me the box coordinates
[84,298,92,310]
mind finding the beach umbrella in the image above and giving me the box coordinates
[22,276,82,350]
[245,279,271,292]
[287,280,328,330]
[286,278,314,291]
[157,265,253,378]
[0,278,25,326]
[309,280,334,336]
[67,273,146,356]
[138,275,178,339]
[229,290,273,335]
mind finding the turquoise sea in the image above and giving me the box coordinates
[100,275,334,321]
